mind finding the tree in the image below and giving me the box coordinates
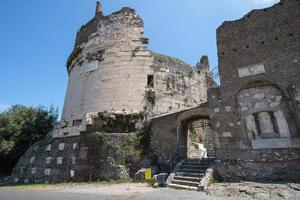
[0,105,58,176]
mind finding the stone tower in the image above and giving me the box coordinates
[55,2,210,137]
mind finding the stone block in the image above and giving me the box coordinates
[80,147,88,159]
[57,157,63,165]
[30,156,35,164]
[45,144,52,151]
[73,143,78,150]
[225,106,232,112]
[214,108,220,113]
[45,157,52,164]
[251,138,292,149]
[31,168,36,175]
[238,63,265,78]
[71,156,76,165]
[58,143,65,151]
[44,168,51,176]
[223,132,232,137]
[153,173,168,187]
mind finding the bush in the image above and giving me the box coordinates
[137,123,152,156]
[0,105,58,175]
[145,90,156,105]
[99,113,136,133]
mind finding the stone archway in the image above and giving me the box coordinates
[176,106,215,159]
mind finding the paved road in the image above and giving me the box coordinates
[1,182,299,200]
[0,184,220,200]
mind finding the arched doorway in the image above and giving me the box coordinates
[185,118,215,159]
[176,106,216,159]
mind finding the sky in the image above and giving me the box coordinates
[0,0,279,114]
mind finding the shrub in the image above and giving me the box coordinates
[137,122,152,156]
[0,105,58,175]
[145,90,156,105]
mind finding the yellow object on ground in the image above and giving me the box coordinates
[145,168,152,180]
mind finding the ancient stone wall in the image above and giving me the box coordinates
[11,133,136,183]
[209,0,300,181]
[151,53,208,115]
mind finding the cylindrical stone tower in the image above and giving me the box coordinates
[62,3,153,123]
[56,2,210,138]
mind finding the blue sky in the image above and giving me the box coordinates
[0,0,279,114]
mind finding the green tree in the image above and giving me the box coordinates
[0,104,58,176]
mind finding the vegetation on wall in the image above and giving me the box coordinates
[145,89,156,105]
[96,131,113,148]
[190,127,205,144]
[0,105,58,176]
[137,111,147,121]
[137,122,152,156]
[99,113,137,133]
[85,132,142,164]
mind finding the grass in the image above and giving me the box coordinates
[0,182,78,190]
[208,177,223,186]
[0,179,150,190]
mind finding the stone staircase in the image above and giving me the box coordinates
[167,158,215,191]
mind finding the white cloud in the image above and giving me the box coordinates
[0,104,10,112]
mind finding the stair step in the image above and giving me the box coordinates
[183,161,212,165]
[181,164,209,169]
[185,158,215,163]
[171,179,199,187]
[168,183,198,191]
[174,176,200,181]
[175,172,204,177]
[180,167,208,171]
[177,168,206,173]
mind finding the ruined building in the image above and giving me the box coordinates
[10,2,212,183]
[209,0,300,181]
[153,0,300,189]
[11,0,300,188]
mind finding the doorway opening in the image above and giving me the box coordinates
[183,118,215,159]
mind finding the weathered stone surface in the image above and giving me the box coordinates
[208,182,300,200]
[10,0,300,185]
[214,159,300,182]
[11,133,139,183]
[274,110,291,138]
[206,0,300,182]
[245,115,258,140]
[150,105,214,163]
[57,3,212,138]
[251,138,292,149]
[153,173,168,187]
[257,112,275,137]
[238,63,265,78]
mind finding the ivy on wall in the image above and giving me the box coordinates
[145,89,156,106]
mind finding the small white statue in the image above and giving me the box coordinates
[194,143,207,160]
